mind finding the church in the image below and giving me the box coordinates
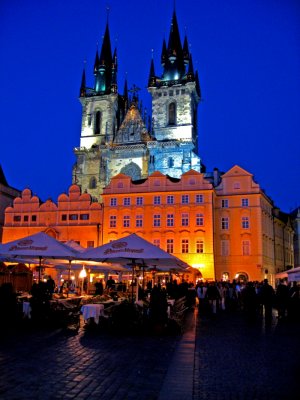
[73,10,202,200]
[1,9,295,284]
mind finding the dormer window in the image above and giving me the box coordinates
[168,102,176,125]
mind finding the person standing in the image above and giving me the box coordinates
[196,282,207,316]
[259,279,275,324]
[276,279,289,319]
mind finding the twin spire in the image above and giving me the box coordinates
[80,8,201,99]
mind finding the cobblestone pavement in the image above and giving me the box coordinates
[1,310,299,400]
[0,320,180,400]
[193,310,300,400]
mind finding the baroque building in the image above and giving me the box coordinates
[73,10,202,200]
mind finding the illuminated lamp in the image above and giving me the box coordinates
[192,263,205,270]
[79,266,87,294]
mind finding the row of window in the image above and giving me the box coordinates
[154,239,251,256]
[221,240,251,256]
[13,215,37,222]
[153,239,204,254]
[109,215,250,229]
[13,214,91,223]
[221,198,249,207]
[110,213,205,228]
[110,194,204,207]
[221,216,250,230]
[156,89,186,98]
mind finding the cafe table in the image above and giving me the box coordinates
[81,303,104,324]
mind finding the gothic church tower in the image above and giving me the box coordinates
[147,10,202,177]
[73,9,202,200]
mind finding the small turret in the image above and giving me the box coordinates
[148,58,156,87]
[93,46,99,75]
[161,39,167,67]
[79,67,86,97]
[111,48,118,93]
[186,53,194,82]
[195,70,201,98]
[183,35,189,66]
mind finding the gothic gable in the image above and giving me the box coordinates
[120,162,142,181]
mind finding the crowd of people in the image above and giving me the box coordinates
[195,279,300,323]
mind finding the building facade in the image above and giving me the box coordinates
[2,166,294,284]
[3,186,102,248]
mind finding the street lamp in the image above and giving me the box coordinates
[79,266,87,295]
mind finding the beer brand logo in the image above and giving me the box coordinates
[18,240,33,246]
[112,241,127,249]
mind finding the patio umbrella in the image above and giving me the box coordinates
[78,233,190,301]
[79,233,189,270]
[0,232,80,283]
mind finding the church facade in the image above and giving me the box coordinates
[1,9,295,284]
[73,10,202,200]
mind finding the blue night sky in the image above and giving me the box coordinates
[0,0,299,212]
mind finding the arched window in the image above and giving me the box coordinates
[168,102,176,125]
[94,111,101,135]
[89,177,97,189]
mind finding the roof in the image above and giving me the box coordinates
[0,164,8,186]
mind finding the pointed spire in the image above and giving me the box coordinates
[112,47,118,71]
[79,66,86,97]
[183,34,189,65]
[111,47,118,93]
[148,56,156,87]
[93,44,99,75]
[161,39,167,66]
[99,22,112,67]
[167,10,183,64]
[161,9,185,82]
[187,53,194,81]
[195,70,201,98]
[94,19,114,94]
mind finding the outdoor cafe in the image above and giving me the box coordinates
[0,232,193,334]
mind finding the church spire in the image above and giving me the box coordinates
[183,34,189,66]
[94,21,114,94]
[187,53,194,81]
[148,55,156,87]
[161,39,167,67]
[79,65,86,97]
[93,44,99,75]
[99,22,112,67]
[162,9,185,82]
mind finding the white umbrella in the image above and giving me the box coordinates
[79,233,189,271]
[0,232,80,283]
[78,233,189,301]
